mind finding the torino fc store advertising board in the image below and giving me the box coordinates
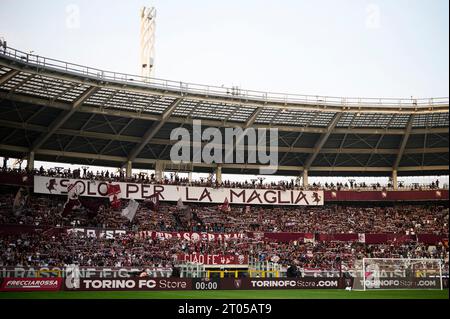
[60,278,345,291]
[33,176,324,206]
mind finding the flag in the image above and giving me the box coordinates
[121,199,139,221]
[358,233,366,243]
[107,183,121,210]
[304,233,315,244]
[79,198,104,217]
[220,197,231,212]
[144,193,159,212]
[13,187,28,215]
[62,183,81,216]
[176,198,186,210]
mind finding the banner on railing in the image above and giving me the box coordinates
[176,254,248,265]
[0,266,172,279]
[325,190,448,201]
[33,176,324,206]
[138,230,246,242]
[67,227,127,239]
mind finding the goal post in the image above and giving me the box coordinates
[352,258,445,291]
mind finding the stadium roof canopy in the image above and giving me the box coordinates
[0,46,448,177]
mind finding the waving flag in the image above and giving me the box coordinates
[121,199,139,221]
[220,197,231,212]
[79,198,104,217]
[62,183,81,216]
[13,187,29,215]
[107,183,122,210]
[176,198,187,210]
[144,193,159,212]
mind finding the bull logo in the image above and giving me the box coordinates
[312,192,321,204]
[46,179,57,193]
[238,255,245,264]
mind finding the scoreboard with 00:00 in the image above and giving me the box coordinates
[193,278,220,290]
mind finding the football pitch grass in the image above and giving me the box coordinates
[0,289,448,299]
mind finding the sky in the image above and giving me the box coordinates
[0,0,448,185]
[0,0,448,98]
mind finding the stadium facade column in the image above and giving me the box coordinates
[392,170,398,190]
[302,170,308,188]
[27,151,34,170]
[126,160,132,178]
[155,160,163,182]
[188,172,192,182]
[216,164,222,184]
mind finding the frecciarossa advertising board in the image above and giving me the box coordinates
[33,176,324,206]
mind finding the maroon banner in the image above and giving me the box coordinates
[363,234,416,244]
[0,277,62,291]
[317,234,358,242]
[138,230,246,241]
[258,232,314,243]
[417,234,448,245]
[0,224,65,236]
[177,254,248,265]
[0,225,446,245]
[325,190,448,202]
[0,172,32,187]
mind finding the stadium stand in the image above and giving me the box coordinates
[0,45,448,285]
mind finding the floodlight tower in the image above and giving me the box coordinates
[140,6,156,79]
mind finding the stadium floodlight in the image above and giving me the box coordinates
[352,258,445,291]
[140,6,156,80]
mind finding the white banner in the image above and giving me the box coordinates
[34,176,324,206]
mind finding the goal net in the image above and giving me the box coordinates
[352,258,444,290]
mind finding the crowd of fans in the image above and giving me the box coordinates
[0,231,447,272]
[0,191,448,236]
[193,204,449,235]
[0,165,448,274]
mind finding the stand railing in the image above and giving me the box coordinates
[1,45,448,109]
